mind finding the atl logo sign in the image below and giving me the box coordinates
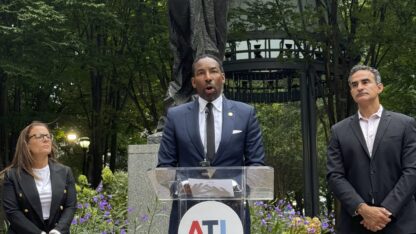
[188,220,227,234]
[178,201,244,234]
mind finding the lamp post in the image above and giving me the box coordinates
[66,131,78,154]
[79,137,90,175]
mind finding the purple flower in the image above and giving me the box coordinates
[79,217,86,224]
[274,206,281,213]
[104,211,111,217]
[255,201,264,206]
[127,207,134,213]
[71,219,77,225]
[77,203,83,209]
[307,227,316,233]
[286,206,295,215]
[99,200,108,210]
[261,219,267,226]
[85,212,92,219]
[121,229,126,234]
[96,182,103,192]
[84,203,90,208]
[141,214,149,222]
[93,196,98,203]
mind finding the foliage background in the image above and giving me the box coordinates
[0,0,415,230]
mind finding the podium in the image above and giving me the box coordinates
[147,166,274,233]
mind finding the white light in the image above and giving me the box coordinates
[67,132,77,142]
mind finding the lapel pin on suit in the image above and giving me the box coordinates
[228,112,233,117]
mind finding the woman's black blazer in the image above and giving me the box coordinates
[2,161,77,234]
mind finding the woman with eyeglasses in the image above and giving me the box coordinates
[1,121,76,234]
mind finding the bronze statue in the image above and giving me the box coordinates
[166,0,229,106]
[153,0,229,133]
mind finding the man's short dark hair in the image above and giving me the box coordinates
[192,54,224,75]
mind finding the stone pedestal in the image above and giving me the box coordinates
[147,132,163,144]
[127,144,170,234]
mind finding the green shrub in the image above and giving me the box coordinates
[69,168,335,234]
[71,167,128,234]
[251,200,335,234]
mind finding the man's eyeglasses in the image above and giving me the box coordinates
[29,133,53,141]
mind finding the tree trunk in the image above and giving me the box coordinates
[0,70,8,170]
[109,128,117,171]
[90,70,104,188]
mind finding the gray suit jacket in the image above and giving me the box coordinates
[2,161,77,234]
[327,110,416,233]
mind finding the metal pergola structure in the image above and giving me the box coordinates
[223,31,327,217]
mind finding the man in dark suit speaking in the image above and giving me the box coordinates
[158,54,265,233]
[327,65,416,233]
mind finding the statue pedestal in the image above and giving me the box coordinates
[147,132,163,144]
[127,144,170,234]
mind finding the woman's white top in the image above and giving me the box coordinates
[33,165,52,220]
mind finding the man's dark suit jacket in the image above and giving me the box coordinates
[2,161,77,234]
[327,110,416,234]
[158,97,265,233]
[158,97,265,167]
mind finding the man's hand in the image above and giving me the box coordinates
[358,204,392,232]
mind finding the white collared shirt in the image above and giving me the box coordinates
[198,96,223,156]
[358,105,383,156]
[33,164,52,220]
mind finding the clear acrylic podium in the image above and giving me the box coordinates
[147,166,274,233]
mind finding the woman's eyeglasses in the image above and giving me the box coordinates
[29,133,53,141]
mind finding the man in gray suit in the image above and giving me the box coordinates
[327,65,416,233]
[158,54,265,233]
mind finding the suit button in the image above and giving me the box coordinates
[371,170,375,174]
[19,193,23,198]
[24,209,29,213]
[64,189,67,194]
[60,205,64,210]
